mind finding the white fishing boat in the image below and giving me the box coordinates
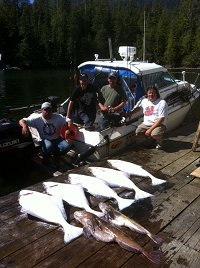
[30,46,200,163]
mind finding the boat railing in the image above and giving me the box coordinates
[171,71,200,88]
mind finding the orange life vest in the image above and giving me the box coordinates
[60,124,78,140]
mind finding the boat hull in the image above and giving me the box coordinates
[71,94,199,161]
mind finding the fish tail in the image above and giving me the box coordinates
[134,188,153,200]
[150,234,164,245]
[88,208,104,218]
[117,197,135,210]
[150,175,166,186]
[63,224,83,244]
[143,249,163,265]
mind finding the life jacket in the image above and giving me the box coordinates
[60,124,78,140]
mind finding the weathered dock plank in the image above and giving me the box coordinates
[0,120,200,267]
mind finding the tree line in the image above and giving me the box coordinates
[0,0,199,69]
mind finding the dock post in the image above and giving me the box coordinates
[192,121,200,151]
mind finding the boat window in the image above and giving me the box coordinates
[120,78,136,112]
[142,71,176,91]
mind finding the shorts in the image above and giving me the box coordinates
[135,123,166,137]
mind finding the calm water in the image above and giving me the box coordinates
[0,68,200,196]
[0,69,74,119]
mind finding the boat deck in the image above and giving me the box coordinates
[1,120,200,267]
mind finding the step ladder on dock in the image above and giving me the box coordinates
[192,121,200,151]
[190,121,200,178]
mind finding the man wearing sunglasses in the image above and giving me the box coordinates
[19,102,71,165]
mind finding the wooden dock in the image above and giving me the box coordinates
[1,120,200,268]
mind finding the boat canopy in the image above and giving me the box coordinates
[79,64,144,112]
[79,63,177,112]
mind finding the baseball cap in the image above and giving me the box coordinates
[41,102,52,109]
[108,72,118,79]
[79,73,88,81]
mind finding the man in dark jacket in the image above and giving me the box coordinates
[67,73,98,131]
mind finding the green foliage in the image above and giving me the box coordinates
[0,0,199,68]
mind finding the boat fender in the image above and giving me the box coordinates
[60,124,78,140]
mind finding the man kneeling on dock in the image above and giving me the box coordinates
[130,85,168,149]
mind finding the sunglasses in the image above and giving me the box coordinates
[42,107,51,111]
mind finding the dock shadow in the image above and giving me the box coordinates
[162,139,192,153]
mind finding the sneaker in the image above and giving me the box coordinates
[156,141,163,150]
[156,143,162,149]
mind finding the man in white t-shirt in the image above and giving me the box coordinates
[19,102,71,164]
[131,85,168,149]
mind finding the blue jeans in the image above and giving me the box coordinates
[79,111,95,128]
[41,137,70,156]
[72,109,95,128]
[99,113,110,130]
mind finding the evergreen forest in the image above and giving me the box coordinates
[0,0,200,69]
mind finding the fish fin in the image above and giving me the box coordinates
[103,206,115,221]
[83,227,94,239]
[20,208,27,213]
[82,217,103,239]
[83,217,99,237]
[117,240,140,253]
[134,189,153,200]
[143,250,163,265]
[89,209,104,218]
[150,234,164,246]
[63,225,83,244]
[150,176,166,186]
[118,198,135,211]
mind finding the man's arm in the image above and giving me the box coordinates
[66,101,74,119]
[19,119,30,136]
[109,101,127,113]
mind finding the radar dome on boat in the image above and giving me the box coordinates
[118,46,136,61]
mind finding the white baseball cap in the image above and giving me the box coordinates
[41,102,52,109]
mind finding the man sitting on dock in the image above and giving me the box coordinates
[19,102,71,165]
[131,85,168,149]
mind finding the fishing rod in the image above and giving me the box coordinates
[3,95,61,113]
[4,103,41,112]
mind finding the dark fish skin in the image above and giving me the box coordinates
[74,210,163,265]
[99,202,164,246]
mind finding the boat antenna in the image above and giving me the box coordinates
[182,71,186,86]
[108,37,113,62]
[143,10,146,62]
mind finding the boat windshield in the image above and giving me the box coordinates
[79,64,144,112]
[142,71,177,91]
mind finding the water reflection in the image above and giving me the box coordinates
[0,69,73,118]
[0,71,5,98]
